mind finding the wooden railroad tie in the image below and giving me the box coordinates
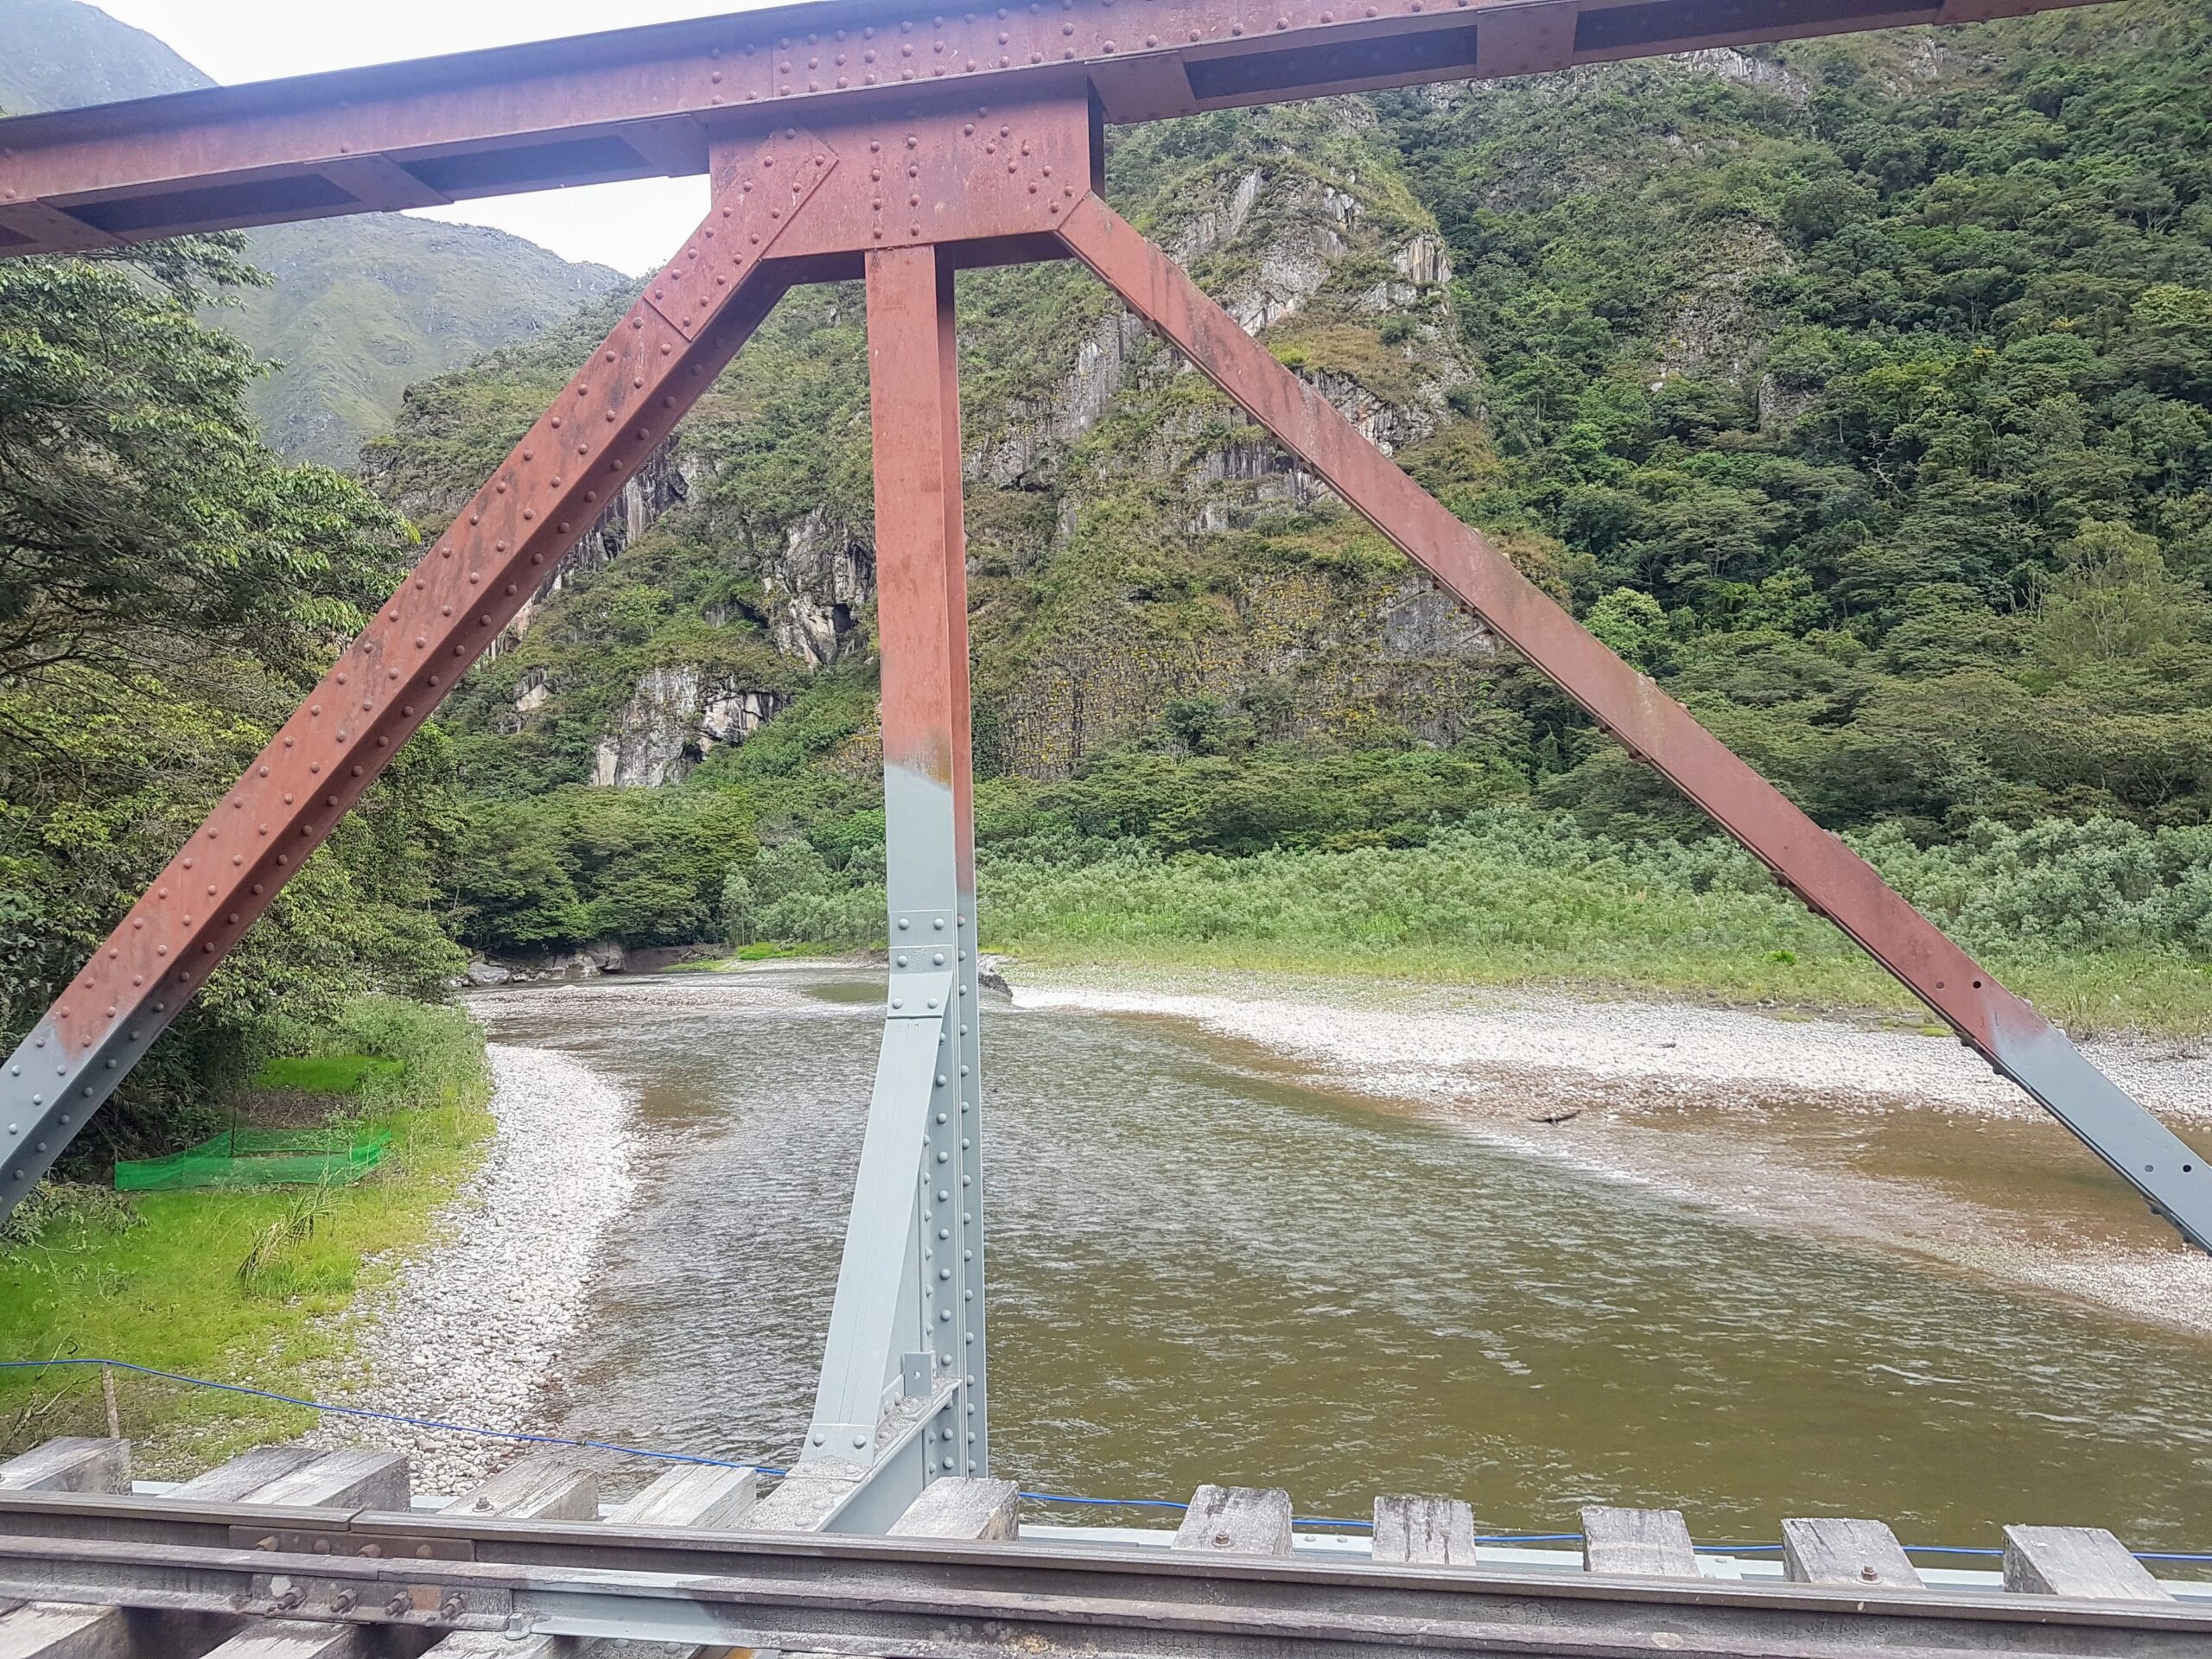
[0,1440,2195,1659]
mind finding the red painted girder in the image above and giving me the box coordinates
[0,125,835,1205]
[870,243,979,890]
[0,0,2105,256]
[1052,190,2212,1250]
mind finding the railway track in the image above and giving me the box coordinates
[0,1436,2202,1657]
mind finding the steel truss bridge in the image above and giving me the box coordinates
[0,0,2206,1638]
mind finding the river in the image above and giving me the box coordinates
[448,963,2212,1555]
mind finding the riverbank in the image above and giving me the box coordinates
[0,997,493,1473]
[985,921,2212,1043]
[347,963,2212,1551]
[1005,962,2212,1340]
[974,817,2212,1039]
[313,1043,638,1491]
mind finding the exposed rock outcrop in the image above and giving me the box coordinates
[766,512,874,668]
[490,442,694,662]
[1669,47,1812,103]
[1381,577,1496,662]
[591,666,788,788]
[1655,223,1793,387]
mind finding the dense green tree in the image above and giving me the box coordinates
[0,240,462,1161]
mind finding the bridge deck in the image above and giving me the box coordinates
[0,1438,2202,1657]
[0,0,2103,256]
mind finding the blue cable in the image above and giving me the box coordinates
[4,1358,2209,1565]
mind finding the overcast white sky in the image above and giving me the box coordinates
[92,2,805,271]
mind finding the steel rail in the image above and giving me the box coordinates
[0,1495,2205,1656]
[0,0,2106,256]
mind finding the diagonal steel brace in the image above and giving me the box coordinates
[1052,190,2212,1254]
[0,126,839,1219]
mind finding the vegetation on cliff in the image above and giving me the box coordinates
[342,2,2212,1030]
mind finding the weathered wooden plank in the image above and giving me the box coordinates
[0,1604,130,1659]
[1580,1506,1700,1578]
[607,1465,761,1530]
[199,1625,365,1659]
[892,1477,1020,1542]
[1781,1517,1923,1589]
[229,1449,408,1511]
[168,1446,320,1503]
[2003,1525,2171,1600]
[442,1455,599,1522]
[768,1478,1023,1659]
[1371,1496,1477,1567]
[575,1465,771,1659]
[60,1448,410,1659]
[1173,1485,1293,1556]
[0,1439,127,1496]
[422,1458,607,1659]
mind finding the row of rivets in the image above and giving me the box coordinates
[697,0,1465,102]
[22,130,835,1149]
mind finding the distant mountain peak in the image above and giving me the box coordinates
[0,0,211,112]
[0,0,626,467]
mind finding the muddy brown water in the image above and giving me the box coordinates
[471,965,2212,1558]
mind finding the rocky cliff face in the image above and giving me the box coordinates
[591,666,787,788]
[952,100,1497,777]
[381,50,1885,790]
[409,94,1499,790]
[766,512,875,669]
[493,442,695,664]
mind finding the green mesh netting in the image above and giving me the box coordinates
[114,1128,391,1192]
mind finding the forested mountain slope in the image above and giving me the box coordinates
[358,1,2212,958]
[0,0,625,463]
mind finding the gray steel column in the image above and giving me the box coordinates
[798,242,985,1520]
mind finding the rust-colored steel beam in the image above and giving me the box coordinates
[0,0,2104,256]
[1052,191,2212,1252]
[0,124,836,1202]
[0,93,1099,1215]
[872,243,982,910]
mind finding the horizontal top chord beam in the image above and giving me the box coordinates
[0,0,2101,256]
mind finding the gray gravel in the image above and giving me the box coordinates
[315,1044,637,1493]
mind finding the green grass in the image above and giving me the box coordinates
[663,942,838,972]
[978,820,2212,1038]
[992,931,2212,1036]
[248,1054,404,1094]
[0,997,493,1472]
